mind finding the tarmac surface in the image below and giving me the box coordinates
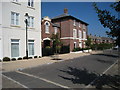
[2,50,119,89]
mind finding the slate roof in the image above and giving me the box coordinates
[52,14,89,25]
[51,23,60,27]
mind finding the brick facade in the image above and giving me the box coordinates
[41,9,89,52]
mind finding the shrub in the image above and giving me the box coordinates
[11,58,16,61]
[3,57,10,61]
[82,48,90,50]
[28,57,32,59]
[73,47,83,52]
[42,47,54,56]
[60,45,70,54]
[39,56,41,58]
[17,57,22,60]
[23,56,28,59]
[34,56,37,58]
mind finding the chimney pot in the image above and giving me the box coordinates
[64,8,68,14]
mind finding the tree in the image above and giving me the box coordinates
[50,33,62,54]
[93,2,120,75]
[92,2,120,47]
[85,36,92,48]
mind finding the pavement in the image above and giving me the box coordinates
[2,51,103,72]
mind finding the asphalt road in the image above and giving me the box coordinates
[2,53,118,89]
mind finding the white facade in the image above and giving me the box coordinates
[0,0,41,60]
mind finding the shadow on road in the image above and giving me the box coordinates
[92,54,118,58]
[58,67,120,90]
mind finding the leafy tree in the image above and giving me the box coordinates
[85,36,92,48]
[92,2,120,49]
[50,33,62,54]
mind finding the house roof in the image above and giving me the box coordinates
[51,23,60,27]
[52,14,89,25]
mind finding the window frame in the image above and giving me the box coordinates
[44,21,50,34]
[11,39,20,58]
[28,40,34,56]
[73,20,76,26]
[11,12,19,26]
[28,0,34,7]
[73,29,77,39]
[54,27,57,34]
[27,16,34,28]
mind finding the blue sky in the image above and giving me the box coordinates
[41,2,117,37]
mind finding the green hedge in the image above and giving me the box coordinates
[42,47,54,56]
[60,45,70,54]
[91,43,113,50]
[42,45,70,56]
[73,47,91,52]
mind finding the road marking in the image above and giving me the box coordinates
[85,59,118,88]
[102,59,118,74]
[16,71,70,89]
[2,74,29,89]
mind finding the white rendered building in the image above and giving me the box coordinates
[0,0,41,60]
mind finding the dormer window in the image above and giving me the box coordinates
[44,21,50,34]
[73,20,76,26]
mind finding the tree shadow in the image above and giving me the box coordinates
[96,59,114,64]
[58,67,98,85]
[58,66,120,90]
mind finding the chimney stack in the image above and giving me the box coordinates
[64,8,68,14]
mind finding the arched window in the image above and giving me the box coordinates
[44,21,50,34]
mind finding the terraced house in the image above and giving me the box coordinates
[0,0,41,60]
[42,9,89,52]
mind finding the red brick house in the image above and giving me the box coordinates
[41,16,60,48]
[41,9,89,52]
[89,34,115,44]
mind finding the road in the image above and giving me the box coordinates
[2,53,118,89]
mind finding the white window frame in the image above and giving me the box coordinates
[11,12,19,26]
[73,20,76,26]
[83,24,86,29]
[73,29,77,39]
[28,16,34,28]
[28,40,34,56]
[79,42,82,48]
[83,31,86,39]
[79,30,82,39]
[11,39,19,58]
[54,27,57,34]
[79,22,81,28]
[28,0,34,7]
[13,0,18,2]
[44,21,50,34]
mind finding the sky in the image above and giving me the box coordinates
[41,2,118,37]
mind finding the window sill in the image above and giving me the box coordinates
[45,32,50,34]
[73,25,76,26]
[11,1,21,5]
[10,25,21,28]
[28,27,35,29]
[27,6,35,10]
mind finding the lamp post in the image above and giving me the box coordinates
[25,13,29,59]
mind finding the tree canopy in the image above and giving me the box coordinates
[92,2,120,46]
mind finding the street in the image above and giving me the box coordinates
[2,53,118,89]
